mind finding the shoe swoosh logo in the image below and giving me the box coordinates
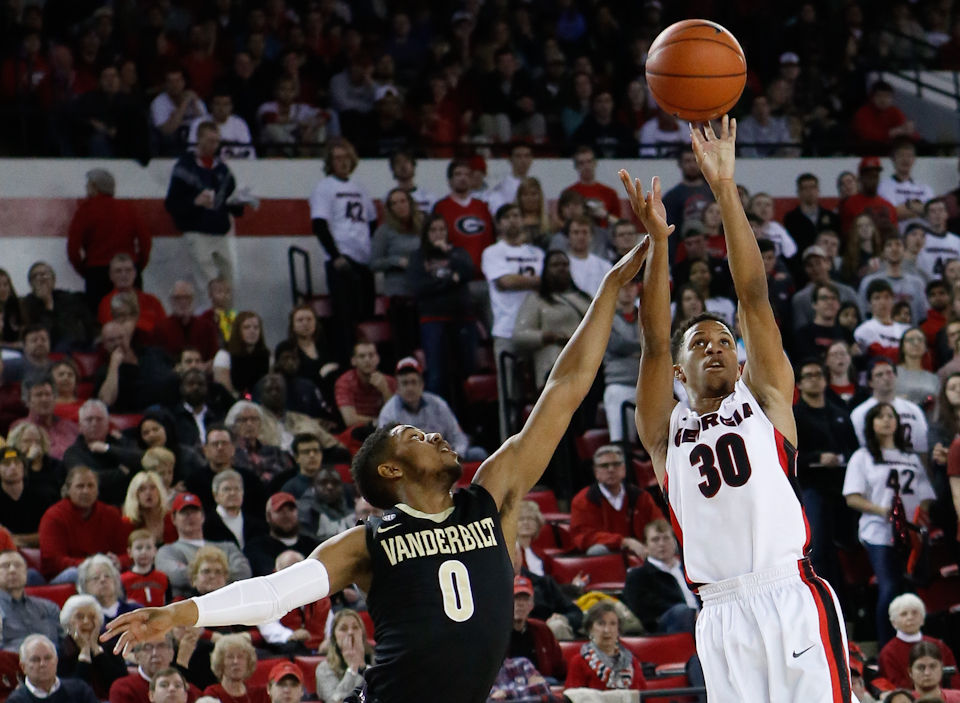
[377,524,401,534]
[792,645,816,658]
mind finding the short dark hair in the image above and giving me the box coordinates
[205,423,232,443]
[871,80,893,94]
[757,238,776,254]
[351,424,400,509]
[21,323,49,341]
[389,149,415,171]
[583,601,621,634]
[670,312,734,361]
[795,358,826,382]
[796,172,818,188]
[149,668,185,692]
[812,282,839,302]
[274,339,298,358]
[446,158,470,179]
[866,278,894,301]
[926,279,949,296]
[292,433,321,455]
[924,197,946,214]
[495,203,520,222]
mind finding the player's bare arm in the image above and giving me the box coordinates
[475,239,650,529]
[620,171,676,487]
[101,525,371,656]
[691,116,796,443]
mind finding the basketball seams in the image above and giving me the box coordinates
[648,36,746,60]
[646,71,746,78]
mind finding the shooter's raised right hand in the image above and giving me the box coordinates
[618,171,674,242]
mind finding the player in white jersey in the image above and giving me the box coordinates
[621,115,852,702]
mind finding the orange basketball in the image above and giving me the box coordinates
[645,19,747,122]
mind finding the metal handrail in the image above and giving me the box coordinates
[287,245,313,305]
[638,686,707,700]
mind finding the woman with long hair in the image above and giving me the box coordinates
[670,283,707,335]
[565,602,647,691]
[686,259,736,326]
[315,610,374,703]
[371,187,424,357]
[824,340,869,409]
[0,267,24,345]
[136,408,204,481]
[896,327,938,406]
[516,177,551,249]
[51,358,86,422]
[121,470,175,545]
[561,71,594,138]
[213,311,270,396]
[842,214,883,283]
[406,214,477,399]
[6,421,65,506]
[286,303,338,385]
[843,402,936,646]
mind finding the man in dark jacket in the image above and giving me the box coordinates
[622,520,699,633]
[8,634,98,703]
[508,575,565,681]
[244,492,319,577]
[164,121,242,307]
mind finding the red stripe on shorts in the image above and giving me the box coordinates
[799,559,852,703]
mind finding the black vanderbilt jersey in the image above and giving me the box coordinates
[361,484,513,703]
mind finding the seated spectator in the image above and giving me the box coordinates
[121,529,168,608]
[508,575,565,682]
[255,550,329,655]
[150,67,209,157]
[878,593,957,689]
[793,283,856,361]
[564,602,647,691]
[671,284,707,336]
[66,168,152,313]
[244,494,319,577]
[737,94,795,157]
[156,282,219,362]
[285,305,338,393]
[254,373,347,460]
[0,268,24,346]
[77,553,141,625]
[155,493,252,599]
[0,551,60,652]
[170,369,226,450]
[97,254,167,336]
[148,668,199,703]
[38,466,130,583]
[279,434,326,499]
[371,189,422,356]
[201,469,267,549]
[258,76,338,152]
[843,214,884,283]
[94,320,179,413]
[57,594,127,698]
[213,312,270,397]
[897,328,939,405]
[570,88,636,158]
[515,176,552,250]
[51,359,85,422]
[513,251,592,389]
[907,641,960,702]
[272,340,335,422]
[10,376,80,459]
[839,158,898,237]
[198,278,237,348]
[187,426,264,515]
[334,342,397,430]
[108,636,202,703]
[137,411,205,491]
[783,173,841,256]
[0,611,17,699]
[477,47,545,144]
[361,85,417,158]
[878,140,935,222]
[918,198,960,281]
[0,447,56,548]
[750,192,798,263]
[20,262,96,353]
[406,214,477,400]
[224,401,293,488]
[687,259,736,326]
[637,108,686,158]
[7,634,99,703]
[264,661,305,703]
[188,88,255,160]
[858,234,927,324]
[202,634,266,703]
[856,280,910,363]
[603,279,642,443]
[564,217,613,297]
[377,357,487,461]
[922,280,951,356]
[296,467,354,542]
[570,445,664,558]
[564,146,622,226]
[5,423,63,510]
[2,325,52,384]
[844,403,936,647]
[852,80,918,153]
[141,448,182,501]
[622,519,699,634]
[63,399,139,505]
[315,610,374,703]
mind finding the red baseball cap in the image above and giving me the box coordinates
[171,493,202,513]
[268,492,297,512]
[858,156,883,171]
[467,155,487,174]
[395,356,422,374]
[514,575,534,596]
[268,661,303,684]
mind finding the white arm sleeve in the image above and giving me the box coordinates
[192,558,330,628]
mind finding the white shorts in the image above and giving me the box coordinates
[695,559,853,703]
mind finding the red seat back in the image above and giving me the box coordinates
[294,656,323,695]
[356,320,392,344]
[19,547,42,572]
[455,461,482,488]
[110,413,143,432]
[550,554,626,588]
[463,374,498,404]
[310,296,333,319]
[575,428,611,461]
[71,351,101,379]
[525,489,560,514]
[620,633,696,667]
[24,583,76,608]
[558,640,586,668]
[246,658,289,688]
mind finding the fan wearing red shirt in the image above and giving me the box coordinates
[852,81,919,153]
[570,445,664,558]
[333,341,397,429]
[839,157,898,236]
[564,145,622,226]
[432,159,494,271]
[97,253,167,336]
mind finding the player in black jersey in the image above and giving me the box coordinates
[102,240,649,703]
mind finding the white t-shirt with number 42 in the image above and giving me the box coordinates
[309,175,377,264]
[481,240,545,339]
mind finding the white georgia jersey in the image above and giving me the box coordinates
[665,379,810,587]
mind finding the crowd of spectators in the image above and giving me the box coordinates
[2,0,960,701]
[1,0,959,159]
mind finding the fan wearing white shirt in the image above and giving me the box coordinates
[486,143,535,216]
[566,215,613,296]
[150,67,208,156]
[916,198,960,279]
[749,192,798,261]
[877,140,934,222]
[189,91,255,159]
[387,149,438,214]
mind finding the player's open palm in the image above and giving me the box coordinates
[100,606,175,656]
[618,171,673,243]
[690,114,736,189]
